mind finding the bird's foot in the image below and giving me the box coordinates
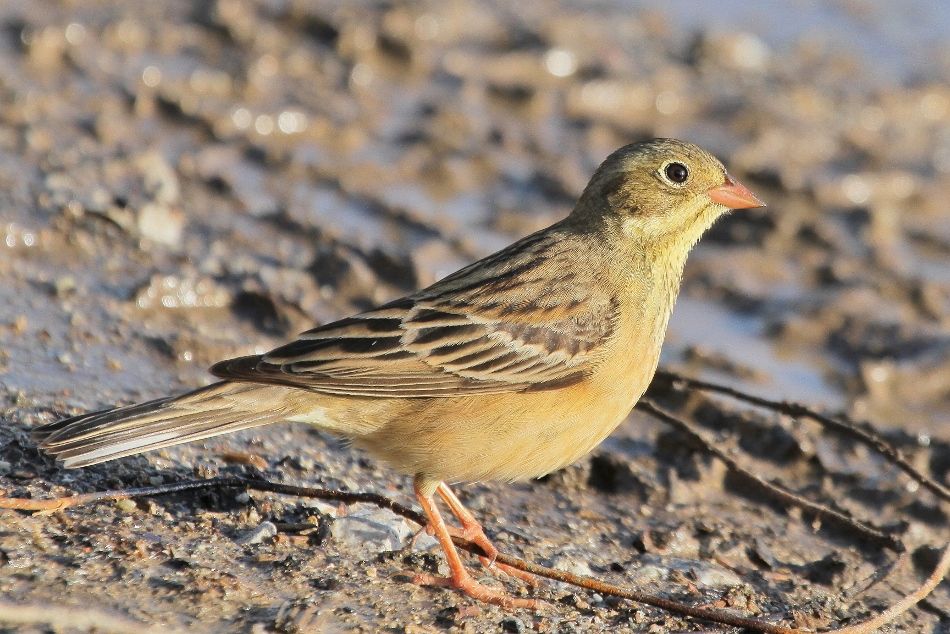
[412,570,541,610]
[414,522,544,587]
[477,558,544,587]
[446,521,499,562]
[415,480,544,609]
[447,523,544,587]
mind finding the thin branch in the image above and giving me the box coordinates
[491,551,802,633]
[822,544,950,634]
[842,550,911,600]
[0,478,800,633]
[0,478,410,515]
[3,478,945,633]
[635,400,904,552]
[652,369,950,504]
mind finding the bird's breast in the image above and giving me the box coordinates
[349,301,667,484]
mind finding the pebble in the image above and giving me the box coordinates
[629,564,665,583]
[136,150,180,205]
[545,553,594,578]
[115,498,138,513]
[329,508,416,556]
[235,521,278,545]
[137,203,185,246]
[692,564,743,588]
[53,276,76,296]
[628,556,742,588]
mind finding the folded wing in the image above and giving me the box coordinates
[212,229,618,398]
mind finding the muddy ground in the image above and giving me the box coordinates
[0,1,948,632]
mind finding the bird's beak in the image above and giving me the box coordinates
[707,175,766,209]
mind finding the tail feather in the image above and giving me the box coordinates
[31,409,107,443]
[42,401,235,450]
[49,414,282,468]
[35,382,304,468]
[33,396,179,444]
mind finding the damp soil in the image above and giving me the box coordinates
[0,1,948,632]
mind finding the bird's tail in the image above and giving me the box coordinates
[34,381,307,468]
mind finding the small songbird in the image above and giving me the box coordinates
[33,138,764,609]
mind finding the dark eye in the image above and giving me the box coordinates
[665,162,689,184]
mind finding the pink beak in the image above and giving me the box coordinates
[707,175,766,209]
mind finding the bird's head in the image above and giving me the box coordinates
[571,138,765,250]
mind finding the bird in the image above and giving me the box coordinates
[32,138,764,609]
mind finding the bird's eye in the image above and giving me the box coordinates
[664,162,689,184]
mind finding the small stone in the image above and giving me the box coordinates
[692,564,743,588]
[11,315,28,334]
[545,553,594,578]
[411,529,439,552]
[293,456,316,471]
[301,499,339,516]
[138,203,185,246]
[54,276,76,296]
[500,617,525,633]
[115,499,138,513]
[629,565,665,582]
[235,521,278,545]
[137,150,180,205]
[330,508,413,556]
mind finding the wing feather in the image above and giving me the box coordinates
[211,227,618,398]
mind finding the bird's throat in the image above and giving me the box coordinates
[619,235,695,366]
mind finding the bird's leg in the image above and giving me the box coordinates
[413,478,540,609]
[436,482,543,587]
[436,483,499,562]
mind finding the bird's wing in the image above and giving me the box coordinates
[211,229,619,398]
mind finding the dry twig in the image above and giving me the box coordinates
[0,478,795,632]
[652,370,950,504]
[635,400,903,552]
[822,545,950,634]
[3,369,945,631]
[2,477,945,633]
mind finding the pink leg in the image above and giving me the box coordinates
[412,478,540,609]
[437,483,544,587]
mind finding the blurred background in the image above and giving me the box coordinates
[0,1,947,631]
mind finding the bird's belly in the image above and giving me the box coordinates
[353,372,648,484]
